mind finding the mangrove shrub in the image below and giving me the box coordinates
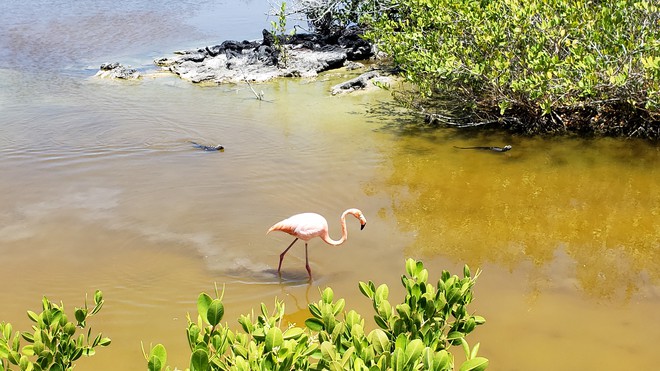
[148,259,488,370]
[364,0,659,137]
[0,291,110,371]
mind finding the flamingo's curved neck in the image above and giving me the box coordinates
[321,210,351,246]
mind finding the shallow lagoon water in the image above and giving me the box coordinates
[1,1,658,370]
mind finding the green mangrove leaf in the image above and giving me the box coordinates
[373,315,388,330]
[21,345,34,357]
[19,354,31,371]
[148,356,162,371]
[345,310,362,328]
[418,268,428,284]
[473,316,486,325]
[149,344,167,368]
[238,314,253,333]
[252,327,265,341]
[20,332,34,343]
[32,341,44,356]
[460,338,470,360]
[265,327,283,352]
[405,339,424,364]
[26,311,39,324]
[206,299,224,327]
[308,303,322,319]
[422,347,433,369]
[12,331,20,352]
[0,342,10,358]
[377,299,392,320]
[42,309,54,327]
[232,343,247,359]
[71,347,83,361]
[471,342,481,360]
[368,329,390,354]
[441,270,450,282]
[196,293,213,325]
[339,346,355,367]
[305,318,324,332]
[2,323,12,339]
[8,349,20,365]
[436,350,451,369]
[375,284,389,303]
[414,261,425,276]
[190,349,210,371]
[447,332,465,341]
[465,317,476,333]
[282,327,304,340]
[98,337,111,346]
[94,290,103,306]
[359,281,376,299]
[393,346,405,371]
[350,323,364,339]
[320,341,337,361]
[321,288,334,303]
[405,258,416,277]
[74,308,87,326]
[332,298,345,316]
[187,323,201,350]
[302,343,319,358]
[459,357,489,371]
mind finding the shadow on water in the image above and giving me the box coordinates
[223,265,312,285]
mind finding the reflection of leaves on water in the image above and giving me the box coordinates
[374,134,659,300]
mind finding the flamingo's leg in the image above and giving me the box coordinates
[278,238,299,274]
[305,243,312,279]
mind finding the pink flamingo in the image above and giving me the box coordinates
[267,208,367,278]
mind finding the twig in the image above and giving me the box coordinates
[243,76,265,101]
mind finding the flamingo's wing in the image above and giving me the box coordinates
[268,213,328,241]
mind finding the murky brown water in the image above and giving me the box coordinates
[1,1,658,370]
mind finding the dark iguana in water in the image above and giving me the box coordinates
[454,145,512,152]
[190,141,224,151]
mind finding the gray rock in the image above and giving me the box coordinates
[155,28,374,84]
[95,62,140,79]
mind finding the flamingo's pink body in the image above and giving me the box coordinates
[267,208,367,278]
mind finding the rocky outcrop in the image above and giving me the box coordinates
[154,27,374,84]
[95,62,140,79]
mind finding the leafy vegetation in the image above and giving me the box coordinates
[147,259,487,371]
[285,0,659,138]
[289,0,387,33]
[0,291,110,371]
[271,1,292,68]
[363,0,659,137]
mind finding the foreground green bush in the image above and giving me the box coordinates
[148,259,487,370]
[0,291,110,371]
[364,0,659,137]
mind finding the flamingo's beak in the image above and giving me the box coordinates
[360,222,366,230]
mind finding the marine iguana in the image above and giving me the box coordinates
[453,145,512,152]
[190,141,224,151]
